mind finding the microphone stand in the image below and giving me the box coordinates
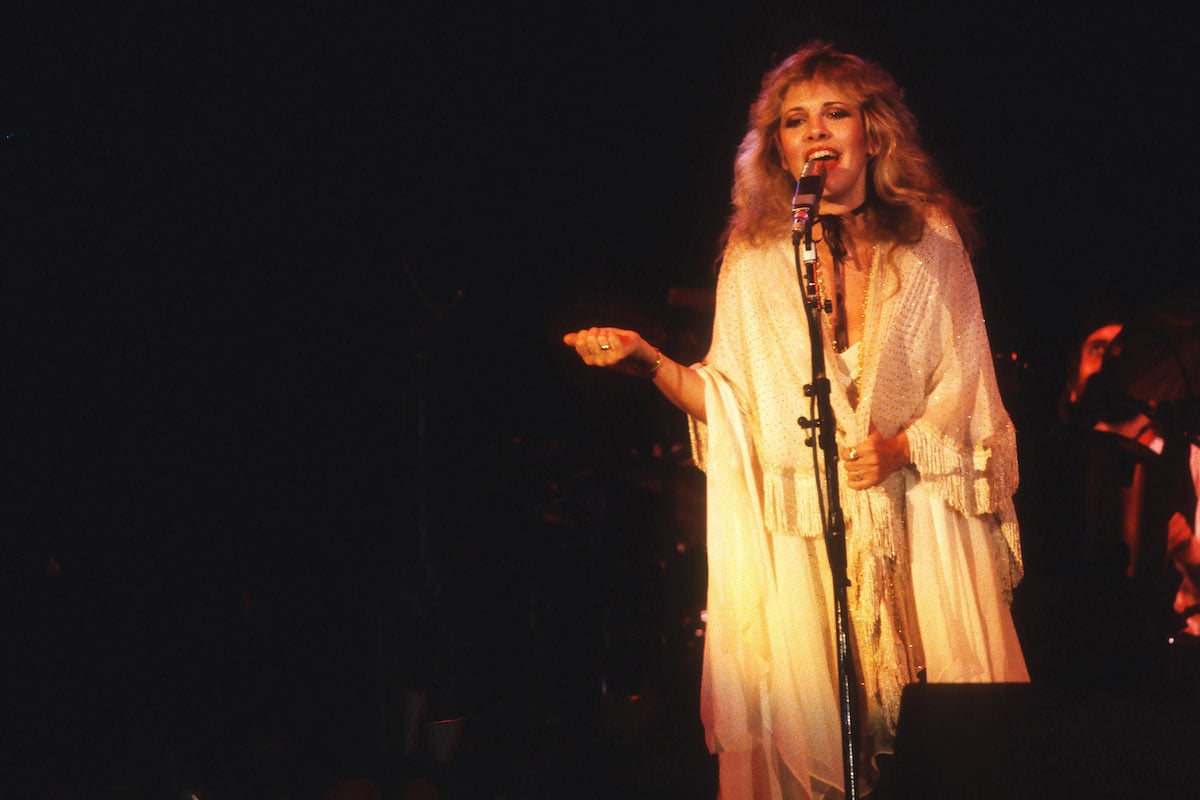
[793,201,862,800]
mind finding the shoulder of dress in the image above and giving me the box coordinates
[723,235,791,262]
[897,211,972,281]
[718,236,793,284]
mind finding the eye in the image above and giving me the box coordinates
[827,108,852,119]
[783,115,807,128]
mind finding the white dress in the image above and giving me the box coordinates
[688,215,1029,800]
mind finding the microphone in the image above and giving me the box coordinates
[791,158,827,244]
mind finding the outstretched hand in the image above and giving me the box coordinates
[563,326,658,378]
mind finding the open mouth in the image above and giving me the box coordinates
[805,149,839,167]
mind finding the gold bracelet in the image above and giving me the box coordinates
[647,347,664,378]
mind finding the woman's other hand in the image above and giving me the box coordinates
[840,424,910,490]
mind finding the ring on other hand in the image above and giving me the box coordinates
[848,447,858,461]
[599,343,611,351]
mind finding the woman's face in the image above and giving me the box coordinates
[777,79,872,215]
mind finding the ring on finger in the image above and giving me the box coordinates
[599,343,611,351]
[848,447,859,461]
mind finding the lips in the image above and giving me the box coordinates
[804,147,840,166]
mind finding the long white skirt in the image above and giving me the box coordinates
[712,480,1028,800]
[907,481,1029,684]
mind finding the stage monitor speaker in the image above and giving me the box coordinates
[890,682,1197,799]
[890,682,1043,799]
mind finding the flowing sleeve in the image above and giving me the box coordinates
[688,241,756,474]
[693,368,775,754]
[685,243,773,754]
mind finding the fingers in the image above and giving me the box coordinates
[564,326,628,365]
[845,463,878,490]
[845,461,865,483]
[843,440,877,489]
[843,427,908,489]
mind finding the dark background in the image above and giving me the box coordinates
[3,2,1198,798]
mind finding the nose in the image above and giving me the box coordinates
[806,116,829,140]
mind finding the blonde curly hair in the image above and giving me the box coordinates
[721,40,979,256]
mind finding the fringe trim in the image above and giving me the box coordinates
[761,464,917,734]
[997,497,1025,598]
[843,476,916,734]
[905,420,1024,593]
[761,467,827,538]
[905,420,1020,517]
